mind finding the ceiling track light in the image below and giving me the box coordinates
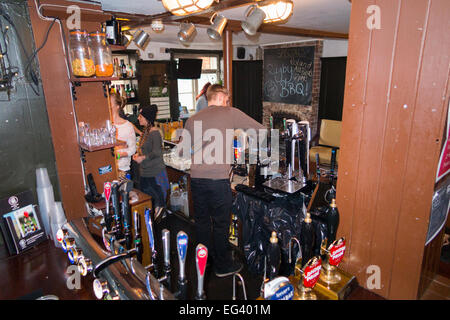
[151,19,165,32]
[259,0,294,24]
[162,0,217,16]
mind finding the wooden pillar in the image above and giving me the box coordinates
[222,28,233,106]
[336,0,450,299]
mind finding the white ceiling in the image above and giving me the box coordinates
[99,0,351,46]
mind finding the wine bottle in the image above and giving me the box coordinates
[105,16,119,45]
[130,84,136,99]
[120,59,127,79]
[127,63,133,78]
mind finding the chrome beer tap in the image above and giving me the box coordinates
[93,246,138,278]
[120,180,134,250]
[144,207,158,277]
[133,210,143,263]
[157,229,171,288]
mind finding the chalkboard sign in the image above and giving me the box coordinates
[263,46,315,105]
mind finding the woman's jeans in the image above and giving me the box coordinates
[140,176,165,208]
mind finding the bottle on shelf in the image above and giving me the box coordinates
[125,84,131,99]
[120,59,127,78]
[105,16,120,45]
[127,63,133,78]
[120,84,126,99]
[113,58,120,77]
[130,84,136,99]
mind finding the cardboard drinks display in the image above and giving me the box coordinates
[0,190,47,255]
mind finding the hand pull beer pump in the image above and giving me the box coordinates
[260,232,295,300]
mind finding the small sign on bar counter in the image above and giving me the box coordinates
[0,190,47,255]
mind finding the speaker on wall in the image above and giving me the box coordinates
[237,47,246,59]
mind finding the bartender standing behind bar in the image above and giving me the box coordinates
[181,84,265,277]
[133,105,169,220]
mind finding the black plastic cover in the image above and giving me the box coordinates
[232,189,328,277]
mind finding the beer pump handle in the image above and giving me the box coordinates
[300,213,314,268]
[315,153,320,181]
[330,148,337,181]
[160,229,171,288]
[162,229,170,267]
[144,208,157,266]
[133,210,143,263]
[326,199,340,244]
[195,244,208,300]
[103,182,112,231]
[111,181,122,239]
[122,191,132,249]
[176,231,188,282]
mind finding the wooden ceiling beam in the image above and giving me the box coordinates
[163,16,349,39]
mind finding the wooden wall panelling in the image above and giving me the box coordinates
[335,0,374,276]
[337,0,450,299]
[73,82,118,192]
[28,1,117,220]
[388,0,449,299]
[369,0,432,299]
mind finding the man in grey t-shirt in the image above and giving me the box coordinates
[182,84,265,277]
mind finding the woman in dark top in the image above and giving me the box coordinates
[132,104,169,220]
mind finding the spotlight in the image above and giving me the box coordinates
[162,0,215,16]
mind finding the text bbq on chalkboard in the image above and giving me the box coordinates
[263,46,315,105]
